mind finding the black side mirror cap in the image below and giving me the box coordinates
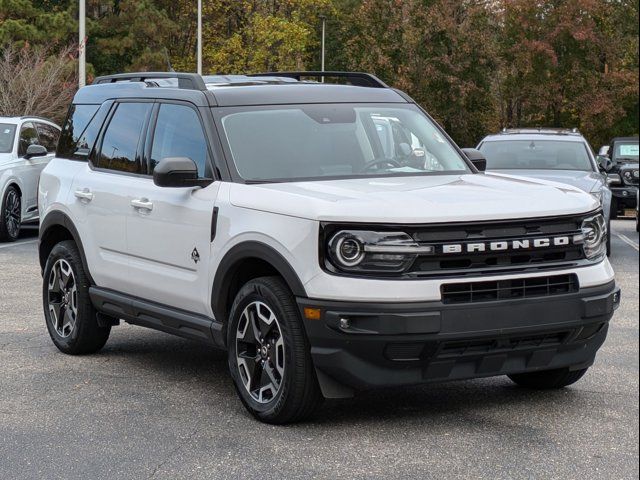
[24,144,48,159]
[461,148,487,172]
[153,157,213,188]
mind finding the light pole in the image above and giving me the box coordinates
[79,0,86,87]
[319,15,326,73]
[197,0,202,75]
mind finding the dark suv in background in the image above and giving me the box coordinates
[597,137,639,219]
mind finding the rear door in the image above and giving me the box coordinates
[69,101,153,291]
[125,101,219,315]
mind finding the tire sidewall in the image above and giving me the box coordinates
[42,242,92,351]
[227,281,298,418]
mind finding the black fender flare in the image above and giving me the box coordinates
[39,211,94,284]
[211,241,307,323]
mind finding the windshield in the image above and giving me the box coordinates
[0,123,17,154]
[218,104,470,181]
[479,140,593,171]
[612,141,639,162]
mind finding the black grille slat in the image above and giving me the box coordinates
[441,274,579,304]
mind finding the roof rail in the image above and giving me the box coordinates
[248,71,389,88]
[92,72,207,91]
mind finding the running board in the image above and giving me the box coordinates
[89,287,225,348]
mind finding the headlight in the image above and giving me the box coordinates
[576,214,607,260]
[607,174,622,186]
[327,230,433,273]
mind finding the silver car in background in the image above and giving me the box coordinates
[0,116,60,242]
[477,128,612,254]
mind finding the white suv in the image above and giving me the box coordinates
[0,116,60,241]
[38,72,620,424]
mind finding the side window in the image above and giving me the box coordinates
[150,104,208,176]
[96,102,151,174]
[57,104,100,160]
[18,122,39,157]
[36,123,61,152]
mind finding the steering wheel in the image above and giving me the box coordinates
[360,158,402,172]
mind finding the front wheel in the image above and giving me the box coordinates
[43,241,111,354]
[508,367,589,389]
[227,276,323,424]
[0,185,21,242]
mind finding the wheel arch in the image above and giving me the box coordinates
[39,211,94,284]
[211,241,307,337]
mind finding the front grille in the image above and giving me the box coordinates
[405,214,586,276]
[441,274,579,304]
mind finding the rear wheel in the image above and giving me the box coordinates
[227,276,323,424]
[508,367,588,389]
[0,186,21,242]
[43,241,111,354]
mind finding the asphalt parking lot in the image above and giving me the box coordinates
[0,221,638,480]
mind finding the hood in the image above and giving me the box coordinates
[489,169,604,193]
[229,173,600,223]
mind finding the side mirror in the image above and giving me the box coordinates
[597,155,613,172]
[153,157,212,188]
[24,144,48,159]
[461,148,487,172]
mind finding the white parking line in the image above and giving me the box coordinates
[616,233,639,252]
[0,239,38,250]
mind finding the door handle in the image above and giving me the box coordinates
[131,198,153,212]
[74,188,93,202]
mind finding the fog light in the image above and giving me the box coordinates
[339,318,351,329]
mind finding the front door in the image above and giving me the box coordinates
[125,102,219,315]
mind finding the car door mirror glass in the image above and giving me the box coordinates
[24,144,48,159]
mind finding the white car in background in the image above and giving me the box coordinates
[0,116,60,241]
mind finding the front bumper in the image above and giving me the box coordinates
[299,281,620,396]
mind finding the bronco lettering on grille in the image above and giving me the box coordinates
[441,236,572,254]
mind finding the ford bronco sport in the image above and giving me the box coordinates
[39,72,620,424]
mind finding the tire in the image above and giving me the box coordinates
[0,185,21,242]
[43,240,110,354]
[227,276,323,424]
[508,367,589,389]
[606,220,611,257]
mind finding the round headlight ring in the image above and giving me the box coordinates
[334,235,365,267]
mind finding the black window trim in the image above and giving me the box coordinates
[90,99,154,178]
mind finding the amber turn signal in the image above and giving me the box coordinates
[303,307,322,320]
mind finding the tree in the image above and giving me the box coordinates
[0,43,77,124]
[346,0,500,146]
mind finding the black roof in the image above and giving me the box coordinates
[76,71,408,107]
